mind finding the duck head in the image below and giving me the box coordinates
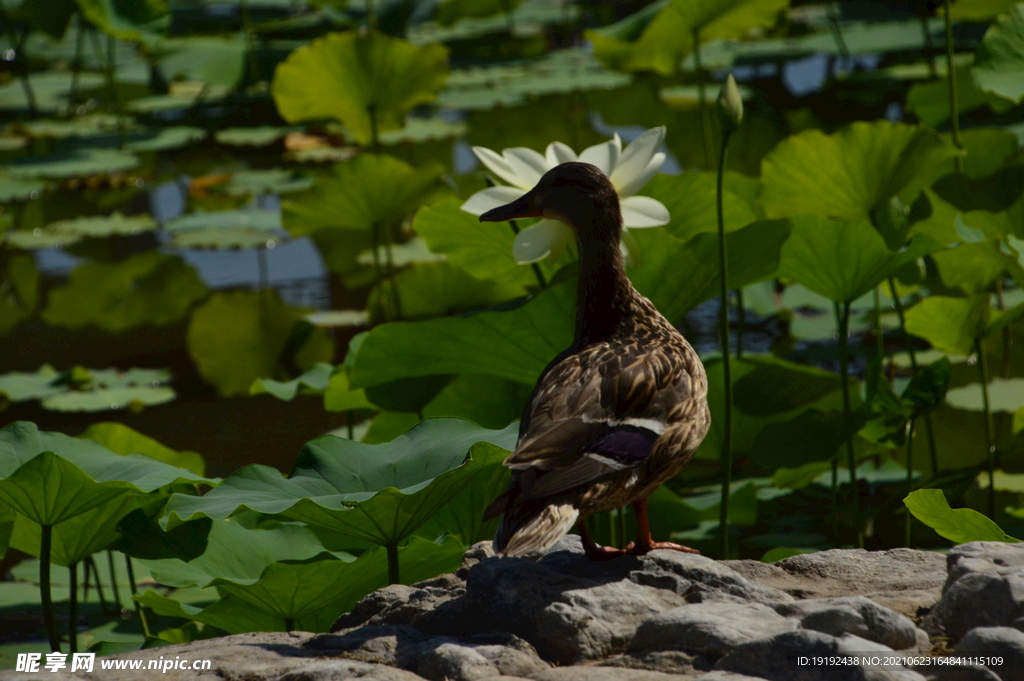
[479,162,622,244]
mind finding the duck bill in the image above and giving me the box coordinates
[479,191,542,222]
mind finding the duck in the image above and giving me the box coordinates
[480,161,711,560]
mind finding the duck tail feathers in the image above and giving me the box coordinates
[492,501,579,557]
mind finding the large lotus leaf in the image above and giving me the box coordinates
[272,30,449,147]
[41,386,176,412]
[187,289,334,398]
[0,421,217,489]
[163,419,518,547]
[778,215,941,303]
[153,36,247,91]
[904,295,991,355]
[637,172,758,242]
[905,488,1021,544]
[138,535,464,633]
[933,241,1018,293]
[367,261,526,323]
[752,409,867,471]
[9,492,163,566]
[906,69,1016,128]
[951,0,1020,20]
[414,441,509,545]
[733,357,841,417]
[0,252,39,335]
[80,422,205,476]
[138,518,347,588]
[973,4,1024,104]
[629,219,791,324]
[251,363,335,402]
[43,251,207,333]
[47,212,156,238]
[283,154,445,236]
[588,0,788,75]
[3,149,140,179]
[946,378,1024,413]
[412,198,534,289]
[420,373,531,431]
[761,122,961,221]
[76,0,170,42]
[908,189,963,244]
[348,280,574,389]
[323,370,376,413]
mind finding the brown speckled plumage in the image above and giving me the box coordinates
[480,162,710,558]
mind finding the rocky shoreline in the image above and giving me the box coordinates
[6,539,1024,681]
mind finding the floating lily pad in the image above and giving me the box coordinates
[125,126,207,152]
[0,365,64,403]
[171,228,282,250]
[3,148,140,179]
[153,35,247,91]
[165,208,282,232]
[304,310,370,327]
[215,126,299,147]
[41,386,176,412]
[2,229,81,250]
[0,176,45,203]
[77,0,170,43]
[946,378,1024,413]
[225,169,314,196]
[251,362,334,401]
[357,236,446,267]
[0,72,105,113]
[21,114,127,139]
[378,116,467,145]
[47,212,156,237]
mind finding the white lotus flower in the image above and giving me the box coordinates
[460,127,670,264]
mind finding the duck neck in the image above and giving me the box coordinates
[574,233,635,342]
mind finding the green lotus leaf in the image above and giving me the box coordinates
[165,208,281,232]
[973,3,1024,103]
[587,0,789,76]
[908,189,963,244]
[419,373,531,430]
[629,219,790,324]
[348,279,574,389]
[357,237,446,268]
[47,212,156,238]
[933,241,1018,293]
[251,362,334,402]
[2,229,81,250]
[637,171,758,243]
[225,169,314,196]
[124,126,207,152]
[137,535,464,633]
[989,301,1024,337]
[79,422,205,476]
[411,0,576,43]
[41,386,176,412]
[76,0,170,42]
[905,488,1021,544]
[18,0,77,38]
[43,251,207,333]
[413,198,535,289]
[378,116,468,145]
[86,367,173,388]
[906,69,1015,128]
[0,502,13,558]
[215,126,298,147]
[171,228,282,250]
[22,113,126,139]
[761,122,961,221]
[434,0,523,25]
[136,517,349,588]
[282,154,445,236]
[272,30,450,146]
[3,148,140,179]
[163,418,518,548]
[946,378,1024,413]
[0,252,39,335]
[187,289,334,398]
[951,0,1020,20]
[905,294,991,355]
[752,409,866,471]
[0,72,105,113]
[9,492,164,566]
[0,365,64,403]
[367,261,526,323]
[733,357,841,417]
[0,421,217,489]
[0,176,45,202]
[323,370,375,413]
[152,35,247,90]
[777,214,942,303]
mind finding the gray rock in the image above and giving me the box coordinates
[630,603,797,656]
[771,596,921,650]
[530,668,695,680]
[945,544,1024,591]
[724,549,947,620]
[953,627,1024,681]
[715,630,926,681]
[921,573,1024,642]
[601,650,697,674]
[416,642,499,681]
[691,674,768,681]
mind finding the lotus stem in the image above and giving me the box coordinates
[87,555,115,616]
[996,278,1011,378]
[831,459,840,547]
[716,128,734,559]
[69,562,79,654]
[40,525,59,652]
[124,553,151,638]
[976,337,996,517]
[835,300,863,548]
[827,3,850,60]
[905,420,916,547]
[69,14,85,108]
[692,30,714,170]
[0,9,39,118]
[888,278,940,477]
[617,507,627,550]
[735,289,745,358]
[370,222,387,321]
[386,542,399,585]
[284,617,295,632]
[943,0,963,173]
[106,549,122,610]
[347,412,355,440]
[920,15,938,80]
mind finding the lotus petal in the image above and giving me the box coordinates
[621,195,670,227]
[578,133,621,176]
[472,146,531,188]
[503,147,549,187]
[545,141,578,167]
[611,127,666,192]
[614,152,665,198]
[461,186,527,216]
[512,219,572,264]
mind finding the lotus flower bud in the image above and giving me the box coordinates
[718,74,743,133]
